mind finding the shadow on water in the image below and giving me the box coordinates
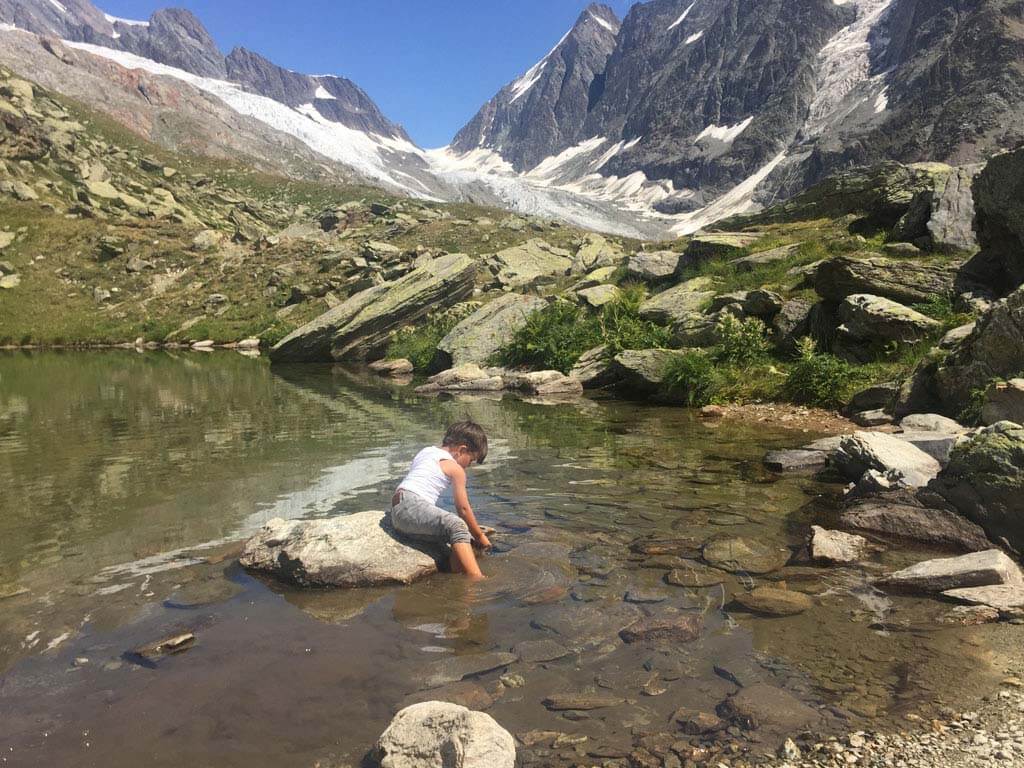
[0,352,1012,767]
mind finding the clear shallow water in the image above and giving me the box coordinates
[0,352,1009,767]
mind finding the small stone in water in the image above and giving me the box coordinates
[780,737,802,760]
[499,673,525,689]
[620,613,703,644]
[642,677,668,696]
[543,693,625,711]
[624,589,669,604]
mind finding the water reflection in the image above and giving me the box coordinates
[0,352,1011,768]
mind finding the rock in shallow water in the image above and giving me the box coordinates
[878,549,1023,594]
[718,683,821,732]
[542,693,624,711]
[763,449,829,472]
[732,587,813,617]
[377,701,515,768]
[839,491,992,552]
[702,537,791,575]
[834,431,941,487]
[240,512,442,587]
[619,613,703,643]
[809,526,869,564]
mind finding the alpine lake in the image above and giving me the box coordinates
[0,351,1018,767]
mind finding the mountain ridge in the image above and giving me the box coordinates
[3,0,1023,239]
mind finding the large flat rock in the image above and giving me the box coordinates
[488,239,571,289]
[703,537,791,575]
[638,277,716,326]
[879,549,1023,594]
[834,431,941,487]
[840,493,992,552]
[240,512,442,587]
[833,294,940,362]
[814,253,956,304]
[270,253,476,362]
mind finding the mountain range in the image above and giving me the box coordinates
[2,0,1022,237]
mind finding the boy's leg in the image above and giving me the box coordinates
[450,542,483,579]
[392,494,484,579]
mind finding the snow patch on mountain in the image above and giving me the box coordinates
[62,40,428,195]
[314,84,335,100]
[590,11,615,33]
[508,28,572,104]
[48,0,67,15]
[695,117,753,145]
[103,13,148,27]
[670,150,788,235]
[668,1,698,31]
[805,0,894,137]
[685,30,704,45]
[873,86,889,113]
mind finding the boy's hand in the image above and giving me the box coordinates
[475,533,492,551]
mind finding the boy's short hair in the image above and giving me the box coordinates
[442,421,488,464]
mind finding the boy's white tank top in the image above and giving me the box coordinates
[398,446,453,505]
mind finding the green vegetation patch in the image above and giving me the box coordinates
[496,285,669,374]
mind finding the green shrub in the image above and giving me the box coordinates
[663,350,722,407]
[496,287,668,374]
[911,295,973,330]
[387,309,470,371]
[713,315,771,367]
[599,284,670,356]
[782,337,863,408]
[496,300,602,374]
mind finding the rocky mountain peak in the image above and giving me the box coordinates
[449,2,621,171]
[113,6,225,78]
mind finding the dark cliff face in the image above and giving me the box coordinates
[224,46,409,139]
[451,0,1024,215]
[805,0,1024,174]
[584,0,849,196]
[449,3,621,171]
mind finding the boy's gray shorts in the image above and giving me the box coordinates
[390,491,472,546]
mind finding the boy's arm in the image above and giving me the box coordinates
[443,461,491,549]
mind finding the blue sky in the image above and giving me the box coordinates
[98,0,637,147]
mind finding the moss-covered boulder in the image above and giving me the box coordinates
[833,294,941,362]
[934,286,1024,414]
[436,292,546,368]
[814,254,957,305]
[638,277,715,326]
[929,422,1024,552]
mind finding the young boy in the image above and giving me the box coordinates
[390,421,491,579]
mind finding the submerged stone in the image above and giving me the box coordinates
[702,537,791,575]
[732,587,813,617]
[619,613,703,643]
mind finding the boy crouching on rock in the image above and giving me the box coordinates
[390,421,491,579]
